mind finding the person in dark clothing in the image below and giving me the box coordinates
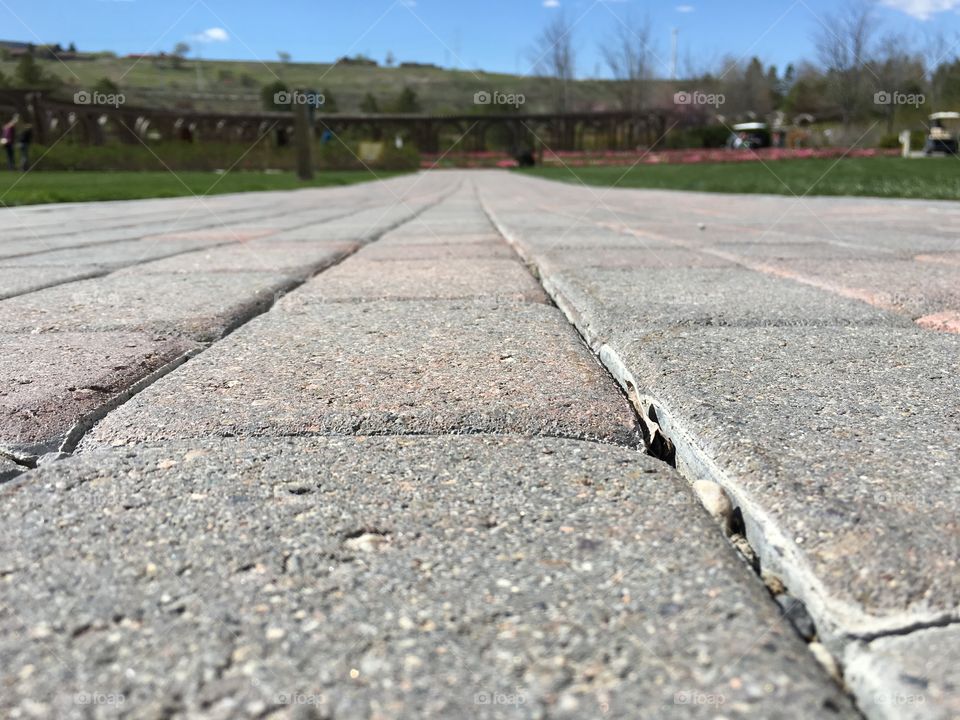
[18,123,33,172]
[1,116,17,170]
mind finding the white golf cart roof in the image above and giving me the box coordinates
[929,112,960,121]
[732,122,768,131]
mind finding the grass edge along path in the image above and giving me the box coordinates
[0,170,411,207]
[520,156,960,200]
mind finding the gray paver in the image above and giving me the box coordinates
[84,300,639,447]
[359,241,514,260]
[0,436,856,719]
[0,332,196,453]
[375,231,504,245]
[267,205,436,243]
[288,257,548,303]
[711,241,895,261]
[388,223,500,238]
[0,265,106,300]
[506,227,656,252]
[0,272,296,341]
[117,241,358,278]
[756,256,960,320]
[0,237,231,270]
[543,267,903,349]
[0,225,217,259]
[768,224,960,254]
[536,247,734,272]
[844,627,960,720]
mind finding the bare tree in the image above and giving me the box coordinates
[814,0,877,126]
[922,29,957,106]
[530,12,577,113]
[719,56,776,121]
[601,15,656,112]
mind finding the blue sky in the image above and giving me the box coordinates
[5,0,960,76]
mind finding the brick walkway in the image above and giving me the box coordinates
[1,172,957,719]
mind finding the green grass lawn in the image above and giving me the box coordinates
[0,170,408,206]
[522,157,960,200]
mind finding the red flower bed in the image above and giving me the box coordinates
[421,147,900,169]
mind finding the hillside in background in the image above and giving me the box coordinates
[0,53,627,114]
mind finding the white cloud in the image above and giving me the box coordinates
[880,0,960,20]
[543,0,560,7]
[192,27,229,43]
[676,4,695,12]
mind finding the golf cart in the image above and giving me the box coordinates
[925,112,960,155]
[727,122,771,150]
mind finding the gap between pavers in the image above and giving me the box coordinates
[0,332,198,456]
[0,265,109,301]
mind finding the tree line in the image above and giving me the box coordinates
[533,0,956,133]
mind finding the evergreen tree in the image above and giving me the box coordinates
[360,93,380,113]
[392,86,421,113]
[14,54,45,87]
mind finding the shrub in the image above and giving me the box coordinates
[663,125,730,149]
[877,130,926,149]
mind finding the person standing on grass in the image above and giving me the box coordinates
[1,115,17,170]
[17,122,33,172]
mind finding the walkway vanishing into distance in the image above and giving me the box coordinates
[1,171,958,719]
